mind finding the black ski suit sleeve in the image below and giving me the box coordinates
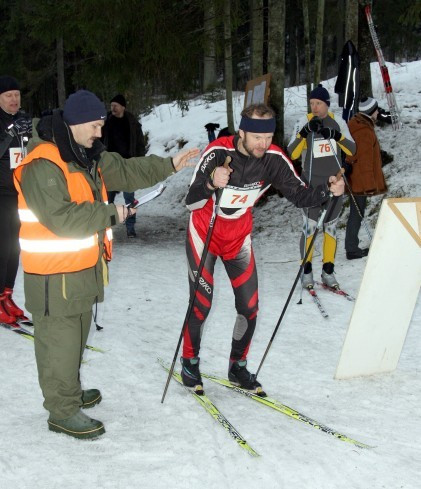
[270,156,331,208]
[186,148,228,211]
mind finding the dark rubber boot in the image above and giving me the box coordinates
[48,410,105,439]
[81,389,102,409]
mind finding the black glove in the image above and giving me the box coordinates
[7,116,32,137]
[205,123,220,132]
[299,117,323,138]
[377,107,392,124]
[320,127,341,141]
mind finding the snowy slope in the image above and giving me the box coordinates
[0,61,420,489]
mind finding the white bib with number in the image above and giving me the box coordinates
[9,147,26,169]
[312,139,337,158]
[219,185,262,209]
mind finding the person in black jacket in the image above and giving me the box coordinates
[179,103,345,395]
[101,94,146,237]
[0,75,32,323]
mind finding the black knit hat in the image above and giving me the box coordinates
[309,84,330,107]
[63,90,106,125]
[359,96,379,116]
[0,75,20,95]
[110,94,126,107]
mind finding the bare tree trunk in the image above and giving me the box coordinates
[288,0,298,87]
[358,0,373,97]
[250,0,264,79]
[224,0,235,134]
[302,0,311,108]
[268,0,285,145]
[203,0,217,91]
[56,36,66,107]
[313,0,325,85]
[336,0,345,61]
[345,0,359,46]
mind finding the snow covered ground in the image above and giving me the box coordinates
[1,61,420,489]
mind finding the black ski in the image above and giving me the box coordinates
[0,321,34,341]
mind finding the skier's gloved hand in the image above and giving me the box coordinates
[299,117,323,138]
[7,117,32,137]
[320,127,341,141]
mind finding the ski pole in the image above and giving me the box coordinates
[161,156,232,403]
[299,131,315,304]
[255,172,343,379]
[326,138,373,241]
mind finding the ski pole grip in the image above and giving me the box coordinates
[223,155,232,169]
[336,168,345,179]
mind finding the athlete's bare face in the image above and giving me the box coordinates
[310,99,329,119]
[239,130,273,159]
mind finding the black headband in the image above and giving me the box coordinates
[239,117,276,133]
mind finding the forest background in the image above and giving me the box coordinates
[0,0,419,146]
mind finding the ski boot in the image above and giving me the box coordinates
[3,288,25,319]
[321,262,339,288]
[0,293,17,324]
[181,357,204,395]
[301,261,314,289]
[228,360,266,397]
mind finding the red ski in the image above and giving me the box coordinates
[315,281,355,302]
[365,4,401,130]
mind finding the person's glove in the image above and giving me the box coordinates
[299,117,323,138]
[320,127,341,141]
[205,123,220,132]
[377,107,392,124]
[7,117,32,137]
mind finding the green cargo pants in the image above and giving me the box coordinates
[33,311,92,419]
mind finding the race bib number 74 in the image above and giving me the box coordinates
[219,185,262,209]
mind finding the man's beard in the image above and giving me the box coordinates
[242,136,265,159]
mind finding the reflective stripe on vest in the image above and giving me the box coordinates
[14,142,113,275]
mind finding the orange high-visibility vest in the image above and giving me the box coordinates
[14,142,113,275]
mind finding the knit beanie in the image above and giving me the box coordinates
[0,75,20,95]
[110,94,126,107]
[63,90,107,125]
[309,84,330,107]
[359,96,378,116]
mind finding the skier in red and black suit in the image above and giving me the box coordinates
[181,103,345,394]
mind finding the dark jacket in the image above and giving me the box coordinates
[334,40,360,113]
[102,110,146,157]
[17,111,173,316]
[346,113,387,195]
[0,108,32,195]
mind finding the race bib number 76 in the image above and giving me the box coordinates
[313,139,337,158]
